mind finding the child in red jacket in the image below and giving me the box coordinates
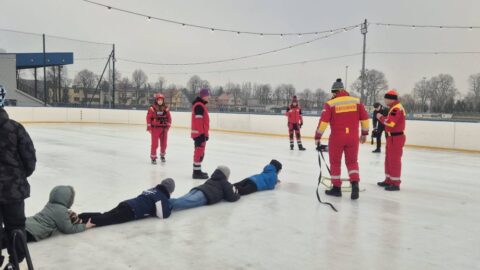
[147,93,172,164]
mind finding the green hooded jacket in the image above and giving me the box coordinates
[26,186,86,241]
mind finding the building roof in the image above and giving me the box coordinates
[0,52,74,69]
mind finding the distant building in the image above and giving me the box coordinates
[164,89,190,110]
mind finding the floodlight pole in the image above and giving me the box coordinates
[112,43,116,109]
[360,19,368,104]
[43,34,47,106]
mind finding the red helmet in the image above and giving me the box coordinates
[154,93,165,100]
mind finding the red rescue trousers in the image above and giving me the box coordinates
[150,127,169,159]
[328,131,360,187]
[384,135,406,187]
[193,135,207,170]
[288,123,302,143]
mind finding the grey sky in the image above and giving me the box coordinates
[1,0,479,96]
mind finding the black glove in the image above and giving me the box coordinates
[206,136,209,142]
[316,144,328,152]
[300,122,303,128]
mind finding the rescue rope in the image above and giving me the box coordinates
[316,149,338,212]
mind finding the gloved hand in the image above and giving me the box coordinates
[300,122,303,128]
[316,144,328,152]
[205,136,209,142]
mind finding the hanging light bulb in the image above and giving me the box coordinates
[412,25,416,29]
[439,26,443,30]
[280,34,284,38]
[298,33,302,38]
[260,33,264,37]
[237,32,240,35]
[147,16,151,21]
[107,6,112,11]
[330,30,333,34]
[469,27,473,31]
[315,32,319,36]
[211,28,215,33]
[182,23,186,28]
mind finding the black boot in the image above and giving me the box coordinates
[160,156,166,163]
[377,181,389,187]
[3,263,18,270]
[151,158,157,165]
[298,144,306,151]
[193,170,209,180]
[325,186,342,197]
[372,149,381,153]
[385,185,400,191]
[290,143,294,150]
[351,182,359,200]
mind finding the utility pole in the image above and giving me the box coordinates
[43,34,47,106]
[345,65,349,90]
[112,43,116,109]
[360,19,368,104]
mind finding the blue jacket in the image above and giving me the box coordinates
[249,164,278,191]
[124,185,172,220]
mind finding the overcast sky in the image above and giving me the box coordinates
[1,0,479,96]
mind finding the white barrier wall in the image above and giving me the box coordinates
[4,107,480,152]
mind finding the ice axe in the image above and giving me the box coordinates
[316,144,338,212]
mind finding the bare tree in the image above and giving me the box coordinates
[155,76,166,92]
[314,88,329,109]
[240,82,252,106]
[254,84,272,105]
[187,75,210,101]
[74,69,98,104]
[225,82,241,105]
[298,88,313,109]
[132,69,148,105]
[117,77,131,105]
[468,73,480,111]
[352,69,388,106]
[400,94,415,113]
[413,77,430,112]
[429,74,457,113]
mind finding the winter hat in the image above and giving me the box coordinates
[0,85,6,108]
[270,159,283,172]
[154,93,165,100]
[216,165,230,179]
[161,178,175,194]
[199,88,210,98]
[384,90,398,100]
[292,95,298,103]
[331,78,344,93]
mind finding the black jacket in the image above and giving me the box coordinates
[0,108,37,203]
[372,106,389,131]
[193,169,240,205]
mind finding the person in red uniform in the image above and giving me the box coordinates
[376,90,406,191]
[146,93,172,164]
[285,96,306,151]
[314,79,370,200]
[191,88,210,179]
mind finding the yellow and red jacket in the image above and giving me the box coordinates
[315,91,369,139]
[379,101,406,134]
[286,104,303,124]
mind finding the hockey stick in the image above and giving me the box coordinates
[10,229,34,270]
[316,148,338,212]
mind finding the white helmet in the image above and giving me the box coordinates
[0,85,6,108]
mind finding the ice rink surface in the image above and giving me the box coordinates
[19,124,480,270]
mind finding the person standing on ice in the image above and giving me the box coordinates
[314,78,370,200]
[191,88,211,179]
[285,96,306,151]
[0,86,37,269]
[78,178,175,227]
[170,166,240,211]
[147,93,172,164]
[371,102,389,153]
[376,90,406,191]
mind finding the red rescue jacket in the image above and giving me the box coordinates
[146,104,171,130]
[286,105,303,124]
[315,91,369,139]
[379,101,406,134]
[191,97,210,138]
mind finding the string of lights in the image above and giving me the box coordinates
[116,26,358,66]
[81,0,360,37]
[369,51,480,55]
[139,53,364,75]
[373,22,480,30]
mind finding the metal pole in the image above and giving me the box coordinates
[112,43,116,109]
[345,65,349,90]
[34,68,38,98]
[42,34,47,106]
[360,19,368,104]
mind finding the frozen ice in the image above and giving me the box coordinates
[16,124,480,270]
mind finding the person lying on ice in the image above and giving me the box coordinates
[233,160,282,196]
[21,186,95,243]
[78,178,175,227]
[169,166,240,211]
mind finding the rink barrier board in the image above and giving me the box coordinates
[5,107,480,153]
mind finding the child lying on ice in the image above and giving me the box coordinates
[169,166,240,211]
[78,178,175,227]
[233,160,282,195]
